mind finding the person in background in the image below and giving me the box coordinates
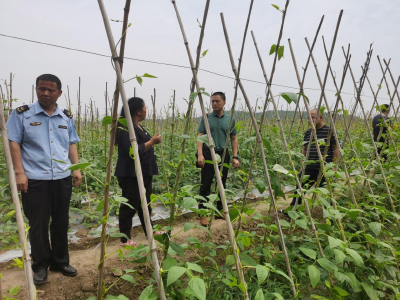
[7,74,82,285]
[372,104,391,161]
[280,109,339,215]
[196,92,239,226]
[115,97,163,247]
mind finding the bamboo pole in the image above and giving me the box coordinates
[171,2,249,298]
[220,12,296,297]
[152,88,156,134]
[212,0,254,234]
[235,0,293,236]
[167,0,210,237]
[169,90,175,162]
[0,92,36,300]
[97,0,166,298]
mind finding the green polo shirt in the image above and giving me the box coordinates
[198,111,238,150]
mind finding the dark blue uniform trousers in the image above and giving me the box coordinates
[21,176,72,272]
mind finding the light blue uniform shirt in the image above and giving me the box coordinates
[7,101,80,180]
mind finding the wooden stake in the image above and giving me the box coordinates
[0,92,36,300]
[96,0,166,299]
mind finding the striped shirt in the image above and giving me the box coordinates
[303,125,336,168]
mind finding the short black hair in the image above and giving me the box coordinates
[212,91,226,101]
[36,74,62,90]
[381,104,390,112]
[120,97,145,118]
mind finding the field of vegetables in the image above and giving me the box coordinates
[1,0,400,299]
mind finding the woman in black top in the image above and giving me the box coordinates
[115,97,162,247]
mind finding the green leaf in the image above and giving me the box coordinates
[188,277,206,300]
[334,286,349,296]
[201,49,209,57]
[229,208,240,223]
[197,134,209,146]
[271,4,280,10]
[256,264,269,284]
[243,136,256,145]
[255,179,266,194]
[311,295,329,300]
[368,222,382,236]
[239,252,257,267]
[317,258,338,273]
[226,254,235,266]
[298,93,310,103]
[281,92,297,104]
[271,293,284,300]
[346,248,364,267]
[68,162,91,171]
[182,197,197,210]
[169,241,185,257]
[278,45,284,60]
[121,274,136,284]
[279,219,290,228]
[163,257,177,270]
[254,289,264,300]
[190,92,198,102]
[186,262,204,273]
[139,285,158,300]
[308,265,320,288]
[299,247,317,260]
[287,210,300,220]
[333,249,346,264]
[203,202,223,218]
[328,236,343,249]
[136,76,143,86]
[9,286,20,296]
[262,137,272,153]
[118,117,128,127]
[167,266,187,286]
[142,73,157,78]
[344,273,362,292]
[361,282,379,300]
[295,219,308,230]
[269,44,277,55]
[102,115,113,126]
[273,164,289,174]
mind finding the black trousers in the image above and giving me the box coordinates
[290,168,325,206]
[118,176,153,243]
[21,177,72,272]
[199,148,230,211]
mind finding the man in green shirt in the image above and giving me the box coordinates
[197,92,239,226]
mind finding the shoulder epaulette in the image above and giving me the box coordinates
[63,109,73,118]
[16,105,30,114]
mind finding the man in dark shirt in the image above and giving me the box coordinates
[372,104,391,160]
[281,109,339,214]
[197,92,239,226]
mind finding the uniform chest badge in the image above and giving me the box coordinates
[58,125,68,129]
[30,122,42,126]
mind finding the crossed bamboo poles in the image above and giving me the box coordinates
[95,0,399,299]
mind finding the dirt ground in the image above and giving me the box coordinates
[0,197,291,300]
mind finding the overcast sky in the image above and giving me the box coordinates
[0,0,399,118]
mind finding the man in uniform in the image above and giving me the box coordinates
[281,109,339,214]
[196,92,239,226]
[7,74,82,285]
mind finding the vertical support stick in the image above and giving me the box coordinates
[0,95,36,300]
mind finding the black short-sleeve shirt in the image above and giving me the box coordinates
[303,125,336,168]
